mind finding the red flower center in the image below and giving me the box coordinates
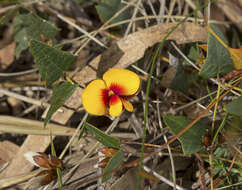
[101,89,109,105]
[101,83,125,105]
[109,83,125,95]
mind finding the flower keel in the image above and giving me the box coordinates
[109,95,122,116]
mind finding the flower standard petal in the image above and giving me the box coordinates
[120,98,133,112]
[82,80,108,115]
[109,95,123,117]
[103,68,140,96]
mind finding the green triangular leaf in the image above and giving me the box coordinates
[44,81,78,127]
[224,96,242,117]
[14,12,58,57]
[96,0,130,29]
[85,122,120,149]
[102,149,124,183]
[183,46,200,66]
[30,40,77,86]
[163,115,207,155]
[170,64,198,94]
[200,24,234,78]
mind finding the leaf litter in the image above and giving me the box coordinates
[0,1,241,190]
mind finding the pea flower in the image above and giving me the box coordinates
[82,68,140,117]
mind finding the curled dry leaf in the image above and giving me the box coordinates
[51,22,208,124]
[74,22,207,86]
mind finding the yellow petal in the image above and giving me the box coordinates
[229,47,242,69]
[82,80,108,115]
[120,98,133,112]
[103,68,140,96]
[199,44,242,69]
[109,95,123,117]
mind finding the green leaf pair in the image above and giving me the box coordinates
[30,39,77,126]
[85,122,123,182]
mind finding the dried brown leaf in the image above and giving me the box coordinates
[0,141,19,174]
[0,116,76,136]
[0,141,19,162]
[0,135,54,179]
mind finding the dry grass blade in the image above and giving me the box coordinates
[0,68,38,77]
[143,165,185,190]
[0,88,49,107]
[0,170,41,189]
[40,3,106,48]
[0,116,76,136]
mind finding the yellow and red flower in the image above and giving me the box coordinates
[82,68,140,117]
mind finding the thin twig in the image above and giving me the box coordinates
[0,162,8,174]
[122,0,149,22]
[158,0,166,23]
[143,165,185,190]
[156,102,177,190]
[57,117,120,188]
[185,0,203,17]
[131,65,159,82]
[162,78,242,149]
[40,2,106,48]
[0,68,38,77]
[156,60,176,190]
[102,16,229,30]
[60,16,229,48]
[174,92,216,113]
[167,0,177,23]
[19,97,46,116]
[0,88,49,107]
[147,0,159,23]
[74,0,137,55]
[171,41,200,70]
[59,112,88,159]
[194,153,207,190]
[211,79,221,133]
[124,0,141,36]
[214,182,242,190]
[170,42,240,96]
